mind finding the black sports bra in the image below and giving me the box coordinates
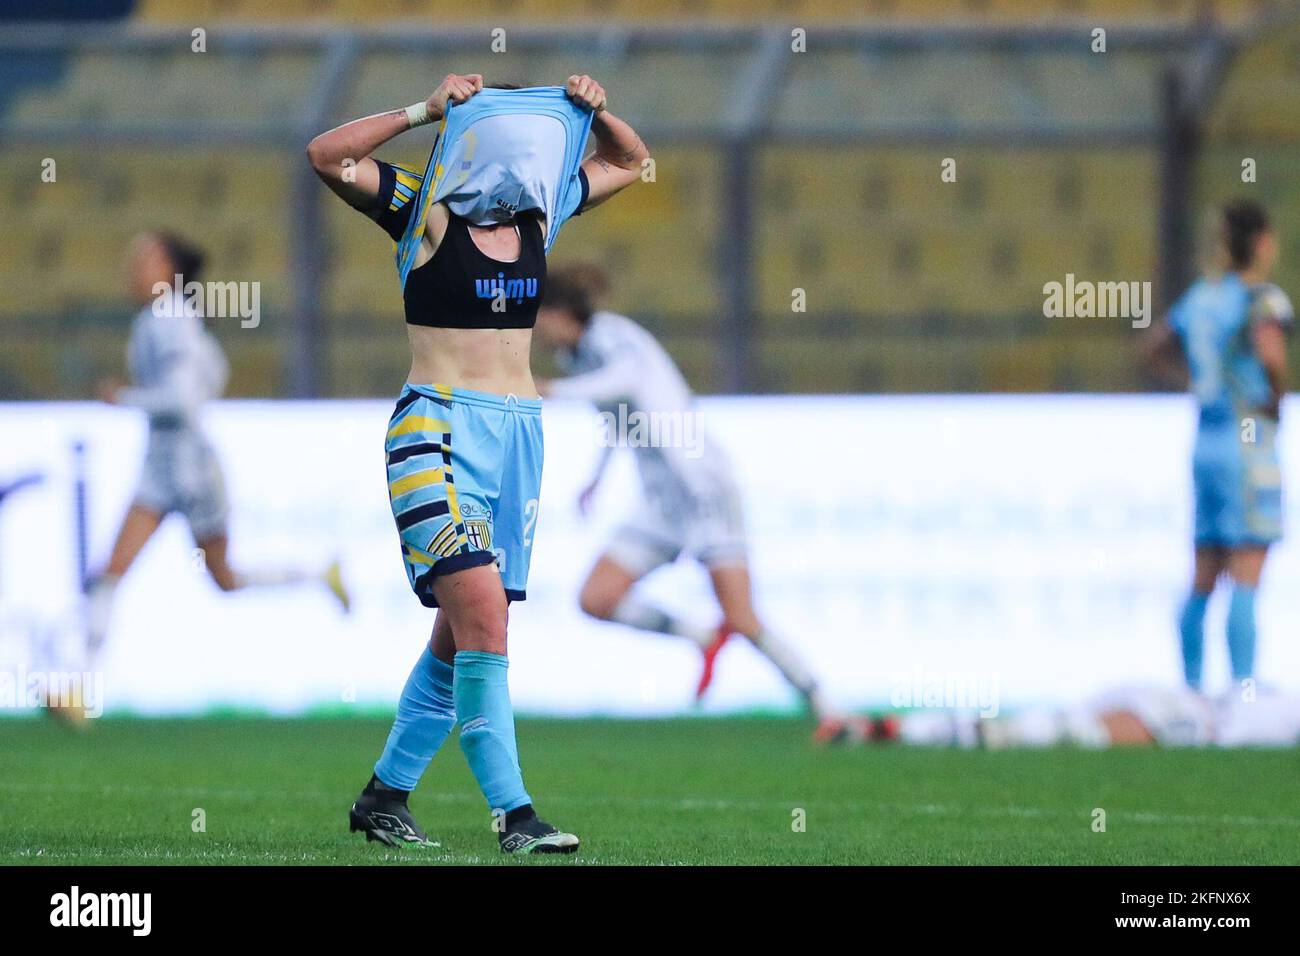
[369,160,589,331]
[400,213,546,330]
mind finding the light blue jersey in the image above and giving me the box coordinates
[1169,275,1293,546]
[395,87,592,287]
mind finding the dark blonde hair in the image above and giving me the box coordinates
[543,263,610,326]
[1221,199,1271,271]
[153,230,205,286]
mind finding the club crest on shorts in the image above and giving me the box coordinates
[460,502,494,551]
[465,518,493,550]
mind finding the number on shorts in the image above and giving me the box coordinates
[522,498,539,547]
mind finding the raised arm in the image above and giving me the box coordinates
[305,73,484,212]
[566,75,649,211]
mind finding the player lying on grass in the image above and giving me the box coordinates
[308,74,646,853]
[888,684,1300,749]
[533,265,867,744]
[1145,200,1291,694]
[86,232,349,673]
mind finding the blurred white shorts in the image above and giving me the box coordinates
[604,483,748,577]
[132,426,230,542]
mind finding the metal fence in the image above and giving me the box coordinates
[2,15,1295,397]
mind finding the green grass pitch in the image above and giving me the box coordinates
[3,716,1298,865]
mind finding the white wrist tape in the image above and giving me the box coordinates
[405,101,432,128]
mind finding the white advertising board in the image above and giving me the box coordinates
[1,396,1296,716]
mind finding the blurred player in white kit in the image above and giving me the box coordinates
[892,684,1300,749]
[535,265,865,743]
[84,231,349,669]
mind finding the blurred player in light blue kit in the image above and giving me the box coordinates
[1148,201,1292,692]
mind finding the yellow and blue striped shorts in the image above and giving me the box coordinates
[385,383,544,607]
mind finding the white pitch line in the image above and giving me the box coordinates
[2,780,1297,829]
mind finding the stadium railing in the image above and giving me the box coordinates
[1,15,1296,398]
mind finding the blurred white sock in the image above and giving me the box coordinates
[751,629,828,718]
[85,573,119,661]
[609,597,713,648]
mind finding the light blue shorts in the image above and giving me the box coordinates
[1192,421,1283,548]
[385,383,543,607]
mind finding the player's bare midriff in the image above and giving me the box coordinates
[404,207,540,398]
[406,324,537,398]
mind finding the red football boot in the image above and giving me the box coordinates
[812,715,872,745]
[695,623,732,701]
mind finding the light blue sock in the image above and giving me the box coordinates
[374,646,456,791]
[1226,585,1257,681]
[1178,591,1210,689]
[454,650,531,814]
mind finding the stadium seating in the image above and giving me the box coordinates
[132,0,1270,25]
[1198,24,1300,304]
[0,142,294,397]
[1,8,1295,397]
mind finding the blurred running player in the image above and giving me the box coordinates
[535,265,865,744]
[86,232,349,666]
[309,73,646,853]
[891,684,1300,749]
[1146,201,1292,693]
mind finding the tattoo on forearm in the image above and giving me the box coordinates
[621,139,645,163]
[594,157,612,172]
